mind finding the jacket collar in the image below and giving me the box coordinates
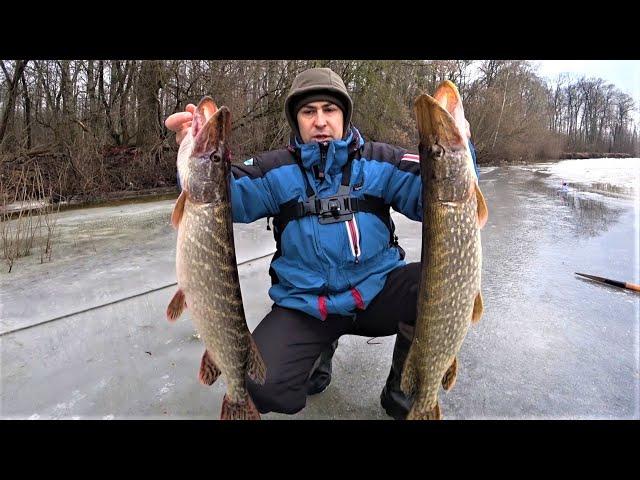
[287,125,364,175]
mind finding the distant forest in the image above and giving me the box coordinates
[1,59,638,200]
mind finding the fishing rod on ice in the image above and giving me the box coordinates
[575,272,640,293]
[0,250,277,337]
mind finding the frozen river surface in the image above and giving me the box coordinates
[1,158,638,419]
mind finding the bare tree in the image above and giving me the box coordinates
[1,59,637,206]
[0,60,28,148]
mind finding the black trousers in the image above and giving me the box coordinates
[246,262,420,414]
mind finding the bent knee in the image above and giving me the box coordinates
[246,378,306,415]
[407,262,421,285]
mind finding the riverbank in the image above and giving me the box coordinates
[478,152,635,167]
[558,152,634,159]
[1,147,635,214]
[0,186,179,218]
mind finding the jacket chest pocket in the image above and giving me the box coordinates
[314,216,364,265]
[314,220,352,264]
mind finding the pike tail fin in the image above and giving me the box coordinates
[407,401,442,420]
[220,393,261,420]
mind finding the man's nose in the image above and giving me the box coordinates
[314,111,327,127]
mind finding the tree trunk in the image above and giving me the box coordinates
[20,68,32,150]
[0,60,28,147]
[119,60,136,144]
[59,60,74,143]
[492,70,510,150]
[135,60,162,148]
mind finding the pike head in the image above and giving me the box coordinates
[177,97,232,204]
[415,81,477,205]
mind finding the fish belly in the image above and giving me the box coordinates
[413,200,481,410]
[177,201,250,401]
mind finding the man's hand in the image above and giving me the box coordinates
[165,103,196,146]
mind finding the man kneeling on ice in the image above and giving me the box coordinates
[165,67,480,419]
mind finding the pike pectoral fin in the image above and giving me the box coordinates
[247,335,267,385]
[166,289,186,322]
[171,190,187,229]
[441,356,458,391]
[198,350,221,386]
[476,182,488,229]
[472,292,484,324]
[220,393,261,420]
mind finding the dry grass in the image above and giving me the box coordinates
[1,162,63,272]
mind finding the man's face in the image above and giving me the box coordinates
[296,101,344,144]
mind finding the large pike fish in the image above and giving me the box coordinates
[166,97,266,420]
[401,81,488,420]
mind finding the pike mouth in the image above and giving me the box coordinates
[415,94,465,150]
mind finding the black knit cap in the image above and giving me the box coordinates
[284,67,353,140]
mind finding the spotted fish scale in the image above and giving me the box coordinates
[167,97,266,420]
[400,81,488,420]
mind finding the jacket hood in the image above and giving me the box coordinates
[284,67,353,140]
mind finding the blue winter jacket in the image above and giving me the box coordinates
[181,125,479,321]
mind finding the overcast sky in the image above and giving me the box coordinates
[533,60,639,107]
[531,60,639,124]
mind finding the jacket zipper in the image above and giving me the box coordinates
[347,218,360,264]
[320,141,360,264]
[319,142,328,176]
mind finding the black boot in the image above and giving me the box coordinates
[380,325,414,420]
[307,339,339,395]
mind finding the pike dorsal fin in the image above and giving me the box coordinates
[472,292,484,324]
[247,335,266,385]
[441,356,458,391]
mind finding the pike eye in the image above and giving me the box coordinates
[212,152,221,163]
[431,144,445,159]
